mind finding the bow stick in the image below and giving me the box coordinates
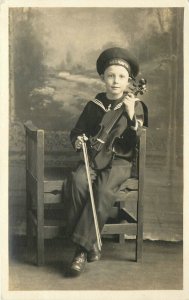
[81,135,102,251]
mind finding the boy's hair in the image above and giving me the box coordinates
[96,47,139,78]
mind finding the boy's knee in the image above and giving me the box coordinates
[96,188,113,211]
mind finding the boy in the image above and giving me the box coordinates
[63,47,145,276]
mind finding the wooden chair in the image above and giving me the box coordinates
[102,128,146,262]
[24,121,146,266]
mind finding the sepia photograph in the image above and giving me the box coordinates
[1,0,189,299]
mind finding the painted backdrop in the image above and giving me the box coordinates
[9,7,183,241]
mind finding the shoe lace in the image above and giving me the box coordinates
[74,252,86,263]
[75,257,83,263]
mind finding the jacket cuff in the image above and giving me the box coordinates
[130,115,143,131]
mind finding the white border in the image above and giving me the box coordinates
[0,1,9,299]
[1,0,188,8]
[183,0,189,295]
[1,0,189,299]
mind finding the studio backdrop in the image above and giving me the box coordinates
[9,7,183,241]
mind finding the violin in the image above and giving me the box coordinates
[87,78,147,170]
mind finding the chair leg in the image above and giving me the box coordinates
[26,192,34,261]
[136,184,144,262]
[36,197,45,266]
[26,212,34,264]
[27,213,34,246]
[136,238,143,262]
[119,202,125,244]
[36,231,44,266]
[135,222,143,262]
[119,234,125,244]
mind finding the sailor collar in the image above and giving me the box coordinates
[92,93,124,112]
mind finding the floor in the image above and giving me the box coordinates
[9,237,183,291]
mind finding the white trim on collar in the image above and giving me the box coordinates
[114,102,123,110]
[91,99,123,112]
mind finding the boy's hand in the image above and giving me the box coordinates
[123,93,139,120]
[89,167,97,182]
[75,134,88,150]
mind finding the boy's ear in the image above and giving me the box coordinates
[100,74,104,82]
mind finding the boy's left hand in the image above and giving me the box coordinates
[123,93,139,120]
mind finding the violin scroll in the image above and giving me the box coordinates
[129,78,147,96]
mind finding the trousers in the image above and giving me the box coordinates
[63,158,132,251]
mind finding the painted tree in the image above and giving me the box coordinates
[10,8,47,119]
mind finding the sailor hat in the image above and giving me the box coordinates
[96,47,139,78]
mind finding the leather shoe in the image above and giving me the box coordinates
[69,248,87,276]
[87,243,101,263]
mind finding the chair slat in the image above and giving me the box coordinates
[44,193,62,204]
[102,223,137,235]
[116,190,138,202]
[44,180,63,192]
[119,178,138,191]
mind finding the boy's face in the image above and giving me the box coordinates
[101,65,130,100]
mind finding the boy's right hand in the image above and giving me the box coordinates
[75,134,88,150]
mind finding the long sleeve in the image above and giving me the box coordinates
[112,101,145,157]
[70,104,89,149]
[129,101,145,131]
[70,101,105,150]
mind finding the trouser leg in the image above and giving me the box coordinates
[63,162,89,236]
[71,159,132,251]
